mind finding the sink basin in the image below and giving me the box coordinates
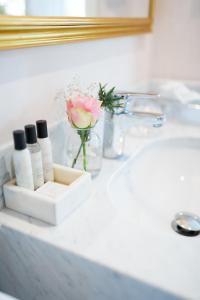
[108,137,200,232]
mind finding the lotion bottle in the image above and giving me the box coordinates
[36,120,54,182]
[13,130,34,190]
[25,124,44,190]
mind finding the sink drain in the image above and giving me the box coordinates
[172,212,200,237]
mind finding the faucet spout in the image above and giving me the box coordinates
[103,91,166,159]
[115,91,165,127]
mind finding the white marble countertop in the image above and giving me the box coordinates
[0,292,17,300]
[1,120,200,300]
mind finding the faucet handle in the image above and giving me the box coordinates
[115,91,160,100]
[115,91,165,128]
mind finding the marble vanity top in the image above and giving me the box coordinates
[1,120,200,300]
[0,292,17,300]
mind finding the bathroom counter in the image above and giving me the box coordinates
[0,293,17,300]
[1,121,200,300]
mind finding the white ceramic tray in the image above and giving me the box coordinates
[3,164,91,225]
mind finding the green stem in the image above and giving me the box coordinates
[72,129,90,171]
[71,143,82,168]
[80,130,89,171]
[82,138,87,171]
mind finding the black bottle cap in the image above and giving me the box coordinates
[25,124,37,144]
[36,120,48,138]
[13,130,26,150]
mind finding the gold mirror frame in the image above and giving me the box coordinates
[0,0,154,50]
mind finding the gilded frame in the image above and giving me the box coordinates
[0,0,154,50]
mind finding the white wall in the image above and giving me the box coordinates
[0,35,152,145]
[151,0,200,80]
[1,0,200,147]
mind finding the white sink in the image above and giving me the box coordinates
[108,137,200,232]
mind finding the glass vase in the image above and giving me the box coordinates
[103,109,125,159]
[67,127,102,177]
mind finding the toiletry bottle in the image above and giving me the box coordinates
[36,120,54,182]
[25,124,44,190]
[13,130,34,190]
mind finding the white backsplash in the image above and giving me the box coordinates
[0,146,13,209]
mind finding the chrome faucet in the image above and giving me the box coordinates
[103,92,165,159]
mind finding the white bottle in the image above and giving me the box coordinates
[36,120,54,182]
[25,124,44,190]
[13,130,34,190]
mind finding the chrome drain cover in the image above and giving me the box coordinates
[172,212,200,237]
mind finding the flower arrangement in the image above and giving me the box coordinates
[98,83,124,114]
[66,92,102,171]
[67,95,102,129]
[98,83,125,159]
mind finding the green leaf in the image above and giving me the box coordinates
[98,83,124,113]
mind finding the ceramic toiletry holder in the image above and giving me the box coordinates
[3,164,92,225]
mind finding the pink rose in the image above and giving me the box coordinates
[66,95,102,128]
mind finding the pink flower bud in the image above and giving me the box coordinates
[66,95,102,128]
